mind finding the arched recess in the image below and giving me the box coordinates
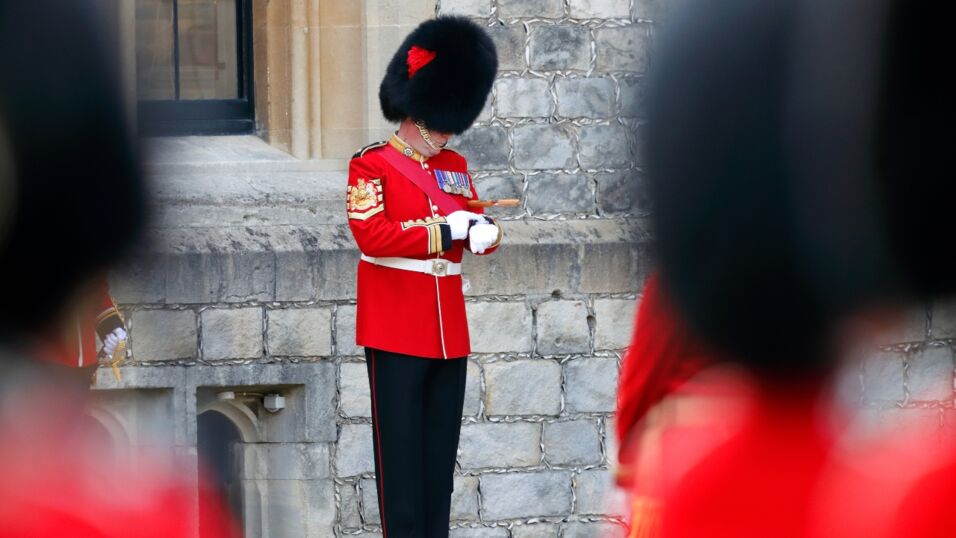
[196,400,262,538]
[85,405,133,460]
[197,399,261,443]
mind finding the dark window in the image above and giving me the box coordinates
[136,0,253,135]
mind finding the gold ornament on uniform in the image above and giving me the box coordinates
[347,178,385,220]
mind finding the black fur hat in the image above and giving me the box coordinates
[379,16,497,135]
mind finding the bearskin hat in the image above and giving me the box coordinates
[379,16,497,135]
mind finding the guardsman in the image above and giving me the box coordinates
[346,16,499,537]
[35,275,128,384]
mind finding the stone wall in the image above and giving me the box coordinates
[443,0,661,219]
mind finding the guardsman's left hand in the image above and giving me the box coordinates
[468,223,499,254]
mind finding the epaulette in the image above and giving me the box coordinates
[352,140,387,159]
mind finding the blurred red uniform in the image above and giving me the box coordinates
[0,357,240,538]
[35,276,126,370]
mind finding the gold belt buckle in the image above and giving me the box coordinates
[431,259,448,276]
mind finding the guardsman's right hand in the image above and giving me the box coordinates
[446,211,485,240]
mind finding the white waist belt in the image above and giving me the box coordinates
[361,254,462,277]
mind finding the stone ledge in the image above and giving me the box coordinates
[111,218,650,305]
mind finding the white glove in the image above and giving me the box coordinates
[468,223,499,254]
[102,327,127,358]
[446,211,485,240]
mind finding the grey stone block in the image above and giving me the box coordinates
[620,76,646,118]
[565,358,619,412]
[595,26,650,72]
[314,247,359,302]
[527,174,594,214]
[452,475,480,521]
[473,175,524,218]
[512,523,561,538]
[580,241,648,294]
[340,362,371,417]
[267,307,332,357]
[467,301,533,352]
[337,423,374,477]
[450,528,509,538]
[578,125,630,169]
[335,304,361,356]
[594,298,637,350]
[480,471,572,519]
[130,309,197,360]
[537,300,590,354]
[109,255,166,304]
[485,360,563,415]
[339,482,363,528]
[464,359,482,416]
[454,126,510,171]
[634,0,668,20]
[908,347,954,401]
[165,249,221,304]
[862,351,905,402]
[514,124,576,170]
[596,171,647,215]
[241,443,330,479]
[530,25,590,71]
[201,307,263,360]
[488,24,527,71]
[878,307,928,345]
[864,407,941,438]
[476,93,494,123]
[543,420,602,466]
[932,300,956,340]
[569,0,631,18]
[218,248,276,303]
[495,77,552,118]
[575,468,628,515]
[499,0,565,18]
[243,479,335,538]
[361,478,381,525]
[440,0,491,16]
[562,521,625,537]
[556,77,616,118]
[459,422,542,469]
[464,241,579,296]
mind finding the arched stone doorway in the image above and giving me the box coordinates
[198,409,245,536]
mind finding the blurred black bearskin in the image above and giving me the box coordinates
[0,1,145,341]
[379,16,497,135]
[645,0,954,378]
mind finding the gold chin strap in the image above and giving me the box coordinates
[414,119,442,152]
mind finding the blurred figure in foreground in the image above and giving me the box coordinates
[0,1,237,535]
[638,0,956,535]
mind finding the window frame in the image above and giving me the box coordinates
[137,0,254,136]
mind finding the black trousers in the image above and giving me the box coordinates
[365,348,468,538]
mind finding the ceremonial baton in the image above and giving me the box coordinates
[466,199,520,208]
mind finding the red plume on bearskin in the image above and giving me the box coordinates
[379,17,497,135]
[407,46,437,78]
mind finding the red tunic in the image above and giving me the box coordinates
[35,276,124,368]
[347,136,501,359]
[615,273,711,476]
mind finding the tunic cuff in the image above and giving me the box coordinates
[439,223,453,253]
